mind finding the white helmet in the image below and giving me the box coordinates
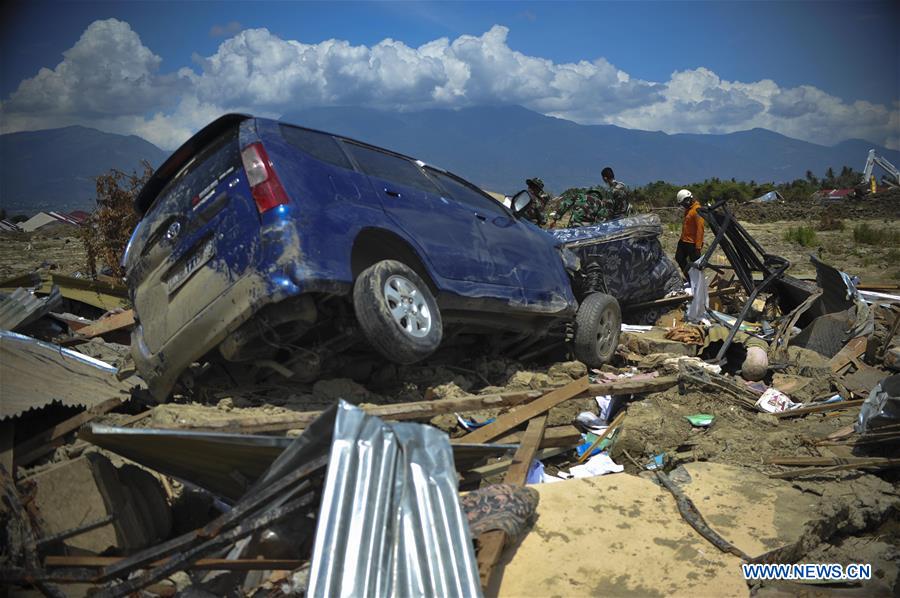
[676,189,693,206]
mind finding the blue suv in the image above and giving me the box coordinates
[124,114,625,400]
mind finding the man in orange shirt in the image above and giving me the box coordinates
[675,189,704,278]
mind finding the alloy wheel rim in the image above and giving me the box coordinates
[384,274,432,338]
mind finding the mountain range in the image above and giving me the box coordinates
[2,106,897,214]
[0,126,167,215]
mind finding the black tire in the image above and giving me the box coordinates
[574,292,621,367]
[353,259,442,364]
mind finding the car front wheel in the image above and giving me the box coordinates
[353,259,442,364]
[573,292,621,367]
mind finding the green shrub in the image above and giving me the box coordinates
[783,226,817,247]
[853,223,899,246]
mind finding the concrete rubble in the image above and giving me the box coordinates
[1,200,899,597]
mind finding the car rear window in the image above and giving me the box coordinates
[426,168,508,217]
[155,128,240,209]
[344,143,441,195]
[279,125,353,170]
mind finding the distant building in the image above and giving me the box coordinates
[750,191,784,203]
[19,211,82,232]
[0,220,23,233]
[67,210,91,224]
[814,188,856,201]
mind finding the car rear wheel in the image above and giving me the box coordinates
[573,292,621,367]
[353,260,442,364]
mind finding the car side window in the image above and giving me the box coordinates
[426,168,508,217]
[279,125,353,170]
[344,143,441,195]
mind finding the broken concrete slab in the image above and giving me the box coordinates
[488,473,749,597]
[24,453,170,554]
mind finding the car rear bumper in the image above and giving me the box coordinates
[132,272,274,401]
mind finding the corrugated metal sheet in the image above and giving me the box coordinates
[0,286,62,331]
[80,424,515,503]
[0,330,131,420]
[308,400,481,598]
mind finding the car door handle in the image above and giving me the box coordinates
[384,188,401,198]
[475,213,487,221]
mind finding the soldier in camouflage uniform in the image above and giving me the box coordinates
[520,177,551,226]
[601,166,633,219]
[550,185,611,227]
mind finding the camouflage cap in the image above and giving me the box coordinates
[525,177,545,190]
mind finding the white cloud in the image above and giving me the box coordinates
[1,19,897,150]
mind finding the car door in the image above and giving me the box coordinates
[342,142,497,284]
[424,168,572,307]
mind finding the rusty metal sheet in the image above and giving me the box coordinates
[0,330,131,420]
[0,286,61,331]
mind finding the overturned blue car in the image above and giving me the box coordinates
[123,114,679,400]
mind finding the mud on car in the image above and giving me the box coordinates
[124,114,677,400]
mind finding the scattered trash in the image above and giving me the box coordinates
[756,387,802,413]
[685,413,715,427]
[567,452,624,478]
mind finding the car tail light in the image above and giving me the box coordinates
[240,142,289,213]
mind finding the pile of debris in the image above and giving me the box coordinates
[1,201,899,596]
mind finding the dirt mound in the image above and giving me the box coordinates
[733,190,900,224]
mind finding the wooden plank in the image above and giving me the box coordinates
[766,456,899,466]
[462,375,676,445]
[574,409,626,465]
[66,309,134,341]
[829,337,867,374]
[185,375,674,434]
[774,399,865,419]
[478,414,547,590]
[503,416,547,486]
[13,397,123,467]
[493,425,582,449]
[44,555,305,571]
[462,448,568,482]
[461,377,588,445]
[770,459,900,479]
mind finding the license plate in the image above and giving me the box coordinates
[166,240,215,294]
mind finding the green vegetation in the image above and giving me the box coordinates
[629,165,862,208]
[783,226,818,247]
[853,223,900,246]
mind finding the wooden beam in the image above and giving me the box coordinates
[503,416,547,486]
[461,378,588,444]
[182,375,675,434]
[478,414,548,590]
[770,459,900,479]
[829,337,867,374]
[773,399,865,419]
[493,425,582,449]
[766,456,899,466]
[574,409,626,465]
[61,309,134,344]
[43,555,305,571]
[13,398,123,467]
[461,375,676,445]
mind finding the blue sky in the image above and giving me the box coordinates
[1,1,897,149]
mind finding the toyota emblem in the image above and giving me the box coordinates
[165,221,181,241]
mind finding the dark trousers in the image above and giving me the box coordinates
[675,240,701,279]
